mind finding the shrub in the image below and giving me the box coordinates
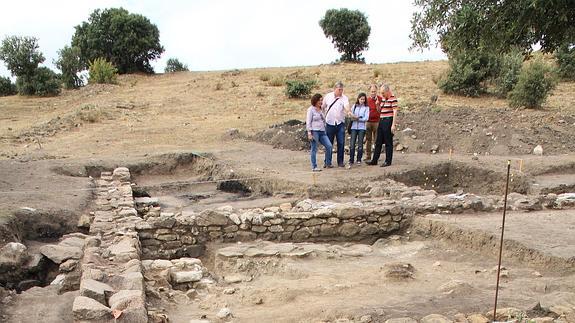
[268,76,284,87]
[285,79,317,98]
[259,74,270,82]
[0,76,16,96]
[493,49,523,97]
[508,58,558,109]
[76,104,104,123]
[16,67,61,96]
[439,50,500,97]
[88,58,118,84]
[556,44,575,80]
[164,58,188,73]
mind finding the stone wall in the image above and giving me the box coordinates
[137,200,406,259]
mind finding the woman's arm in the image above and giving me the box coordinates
[358,106,369,122]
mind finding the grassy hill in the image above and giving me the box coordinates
[0,60,574,159]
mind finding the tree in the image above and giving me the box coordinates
[410,0,575,55]
[72,8,164,74]
[164,58,189,73]
[319,9,370,62]
[0,36,45,77]
[55,45,84,89]
[0,36,60,96]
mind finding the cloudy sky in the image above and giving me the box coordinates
[0,0,445,77]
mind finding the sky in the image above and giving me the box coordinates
[0,0,446,78]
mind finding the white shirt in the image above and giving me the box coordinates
[322,92,349,126]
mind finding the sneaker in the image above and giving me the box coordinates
[346,164,352,169]
[365,161,377,166]
[324,164,334,169]
[380,162,391,167]
[312,168,322,172]
[356,161,362,165]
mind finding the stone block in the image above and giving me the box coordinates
[40,244,82,264]
[171,270,203,284]
[283,212,313,220]
[80,279,114,305]
[339,223,360,237]
[319,224,337,236]
[119,272,144,291]
[72,296,112,321]
[268,225,284,233]
[303,218,325,226]
[360,224,380,236]
[196,210,229,226]
[292,227,312,241]
[333,206,365,219]
[420,314,453,323]
[251,225,267,233]
[112,167,131,181]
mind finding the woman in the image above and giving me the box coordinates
[306,93,333,171]
[348,92,369,168]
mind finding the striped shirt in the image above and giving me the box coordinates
[380,94,398,118]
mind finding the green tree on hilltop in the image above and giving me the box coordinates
[72,8,164,74]
[319,8,371,62]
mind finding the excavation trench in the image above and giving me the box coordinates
[3,158,575,322]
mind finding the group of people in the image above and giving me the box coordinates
[305,82,399,172]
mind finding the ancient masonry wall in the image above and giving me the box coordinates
[135,201,408,260]
[72,167,149,322]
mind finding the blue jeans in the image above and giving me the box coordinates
[325,122,345,166]
[349,129,366,163]
[310,130,333,169]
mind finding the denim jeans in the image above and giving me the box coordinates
[349,129,366,163]
[310,130,333,169]
[325,122,345,166]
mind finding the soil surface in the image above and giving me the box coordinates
[1,62,574,322]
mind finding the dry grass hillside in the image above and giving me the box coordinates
[1,60,574,160]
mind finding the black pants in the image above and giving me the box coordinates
[371,117,393,165]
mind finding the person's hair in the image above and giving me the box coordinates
[381,84,391,93]
[370,84,378,91]
[334,81,344,89]
[311,93,323,106]
[355,92,367,106]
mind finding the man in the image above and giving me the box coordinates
[366,84,399,167]
[322,81,351,167]
[365,84,382,161]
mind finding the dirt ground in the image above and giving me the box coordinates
[164,234,575,322]
[1,61,575,322]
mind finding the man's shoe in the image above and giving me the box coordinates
[312,167,322,172]
[365,161,377,166]
[324,164,334,169]
[380,162,391,167]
